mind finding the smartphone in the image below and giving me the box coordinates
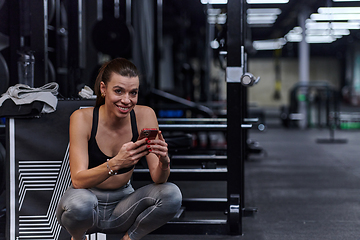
[138,128,159,140]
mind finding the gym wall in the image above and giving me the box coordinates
[248,57,341,108]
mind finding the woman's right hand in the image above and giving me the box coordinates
[110,138,149,170]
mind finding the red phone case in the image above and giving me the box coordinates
[138,128,158,140]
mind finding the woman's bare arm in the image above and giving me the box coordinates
[69,109,111,189]
[135,106,171,184]
[69,108,149,189]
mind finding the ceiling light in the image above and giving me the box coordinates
[284,27,303,42]
[318,7,360,14]
[306,21,360,30]
[305,35,337,43]
[306,29,350,36]
[247,8,281,26]
[201,0,227,4]
[333,0,360,2]
[311,13,360,21]
[252,38,286,50]
[207,9,222,15]
[333,22,360,29]
[293,26,303,33]
[285,33,303,42]
[248,15,278,22]
[247,19,277,25]
[306,22,330,29]
[247,0,289,3]
[207,8,227,24]
[247,8,282,15]
[208,14,227,24]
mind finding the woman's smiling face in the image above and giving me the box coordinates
[101,72,139,117]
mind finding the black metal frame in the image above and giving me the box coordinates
[226,0,247,235]
[147,0,256,236]
[29,0,49,86]
[65,0,84,97]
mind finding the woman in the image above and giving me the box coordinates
[56,58,182,240]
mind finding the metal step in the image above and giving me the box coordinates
[170,155,227,166]
[133,168,228,181]
[182,197,227,211]
[152,219,228,235]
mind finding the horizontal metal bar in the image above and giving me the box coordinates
[158,118,227,122]
[134,168,227,173]
[243,118,259,123]
[183,197,227,202]
[151,88,215,117]
[133,168,227,181]
[168,219,227,224]
[160,123,253,130]
[159,124,227,131]
[182,198,227,211]
[171,155,227,160]
[289,113,303,120]
[152,220,228,235]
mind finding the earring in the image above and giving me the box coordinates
[101,92,105,98]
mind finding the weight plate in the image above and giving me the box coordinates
[0,32,8,51]
[0,53,9,95]
[92,17,132,58]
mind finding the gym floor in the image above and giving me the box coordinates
[143,127,360,240]
[1,120,360,240]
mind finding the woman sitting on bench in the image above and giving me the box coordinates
[56,58,182,240]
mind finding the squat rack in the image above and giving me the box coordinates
[150,0,258,236]
[227,0,253,235]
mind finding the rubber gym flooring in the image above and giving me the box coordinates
[1,126,360,240]
[143,127,360,240]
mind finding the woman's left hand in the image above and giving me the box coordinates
[147,131,170,164]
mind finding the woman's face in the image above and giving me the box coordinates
[100,72,139,118]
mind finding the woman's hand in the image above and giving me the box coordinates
[146,131,170,165]
[111,138,149,170]
[144,130,170,183]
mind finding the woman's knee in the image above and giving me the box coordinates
[57,188,98,228]
[158,182,182,211]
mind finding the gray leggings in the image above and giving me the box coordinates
[56,182,182,240]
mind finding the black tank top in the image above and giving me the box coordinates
[88,106,139,174]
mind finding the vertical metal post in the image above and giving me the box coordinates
[66,0,84,96]
[226,0,246,235]
[298,8,310,129]
[8,0,21,86]
[29,0,49,86]
[154,0,162,90]
[204,4,213,103]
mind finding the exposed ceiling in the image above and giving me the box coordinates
[163,0,360,59]
[249,0,360,58]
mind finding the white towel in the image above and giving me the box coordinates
[0,82,59,113]
[78,85,97,99]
